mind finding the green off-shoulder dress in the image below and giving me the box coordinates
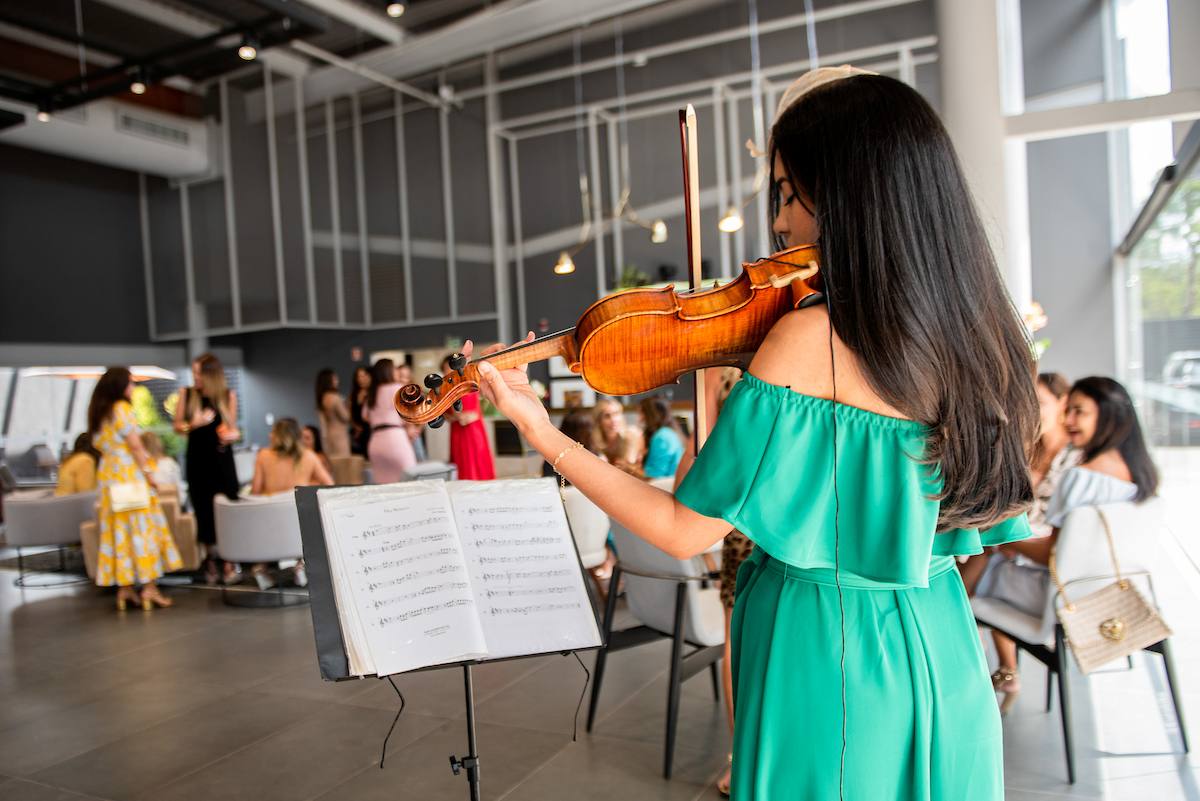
[675,374,1030,801]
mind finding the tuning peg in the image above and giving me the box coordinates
[424,373,444,392]
[452,399,463,412]
[428,415,445,429]
[448,353,467,375]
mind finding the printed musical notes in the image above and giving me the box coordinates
[451,479,601,660]
[318,483,487,677]
[311,478,601,679]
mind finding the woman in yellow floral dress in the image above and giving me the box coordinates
[88,368,182,610]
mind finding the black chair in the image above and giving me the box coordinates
[586,519,725,779]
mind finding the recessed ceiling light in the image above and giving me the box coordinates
[386,2,406,17]
[238,34,258,61]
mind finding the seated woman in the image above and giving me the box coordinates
[638,397,684,480]
[55,433,99,495]
[141,431,183,500]
[301,424,335,477]
[960,372,1077,596]
[250,418,333,588]
[976,376,1158,712]
[592,397,643,474]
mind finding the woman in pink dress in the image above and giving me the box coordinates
[443,354,495,480]
[364,358,417,483]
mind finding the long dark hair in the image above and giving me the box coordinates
[88,367,132,436]
[1070,377,1158,501]
[770,74,1037,530]
[315,368,338,411]
[639,397,680,449]
[304,424,325,454]
[369,358,396,408]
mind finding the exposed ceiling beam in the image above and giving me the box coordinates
[299,0,671,106]
[290,40,441,107]
[0,19,194,91]
[91,0,312,77]
[293,0,404,44]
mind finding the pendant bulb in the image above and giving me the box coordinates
[718,206,744,233]
[650,219,668,244]
[554,251,576,275]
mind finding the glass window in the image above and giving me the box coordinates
[5,372,74,463]
[1124,160,1200,447]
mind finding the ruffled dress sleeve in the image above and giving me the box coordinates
[675,374,1031,588]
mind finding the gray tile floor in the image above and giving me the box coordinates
[0,551,1195,801]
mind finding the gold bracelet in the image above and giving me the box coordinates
[552,441,585,474]
[551,441,585,498]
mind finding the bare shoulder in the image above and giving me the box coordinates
[748,305,908,418]
[748,305,835,399]
[1080,451,1133,483]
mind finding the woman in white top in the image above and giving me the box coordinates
[977,376,1158,711]
[363,358,417,483]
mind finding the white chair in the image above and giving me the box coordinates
[561,486,609,571]
[971,499,1189,783]
[404,461,457,482]
[214,494,307,607]
[587,517,725,779]
[3,490,96,586]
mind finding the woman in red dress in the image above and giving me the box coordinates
[442,354,496,480]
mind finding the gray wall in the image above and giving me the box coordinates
[1028,133,1116,379]
[0,144,149,344]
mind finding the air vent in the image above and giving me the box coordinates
[116,111,190,147]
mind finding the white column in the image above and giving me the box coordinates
[1169,0,1200,152]
[934,0,1031,309]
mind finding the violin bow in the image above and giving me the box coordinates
[679,104,708,453]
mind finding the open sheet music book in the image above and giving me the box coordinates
[302,478,602,678]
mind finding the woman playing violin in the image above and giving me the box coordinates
[470,67,1037,801]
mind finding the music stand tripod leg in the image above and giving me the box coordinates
[449,663,482,800]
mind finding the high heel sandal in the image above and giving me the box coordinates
[115,587,139,612]
[991,668,1020,715]
[140,587,174,610]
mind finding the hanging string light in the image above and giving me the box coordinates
[609,19,667,246]
[553,29,593,276]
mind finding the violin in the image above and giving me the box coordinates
[394,244,822,426]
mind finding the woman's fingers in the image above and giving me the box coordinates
[476,361,508,406]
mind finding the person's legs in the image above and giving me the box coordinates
[140,580,174,608]
[990,630,1020,714]
[716,607,734,795]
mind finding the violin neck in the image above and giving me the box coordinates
[475,329,577,372]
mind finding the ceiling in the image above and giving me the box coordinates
[0,0,488,121]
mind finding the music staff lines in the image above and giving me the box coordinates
[375,598,473,627]
[373,582,472,609]
[480,567,573,583]
[485,602,583,616]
